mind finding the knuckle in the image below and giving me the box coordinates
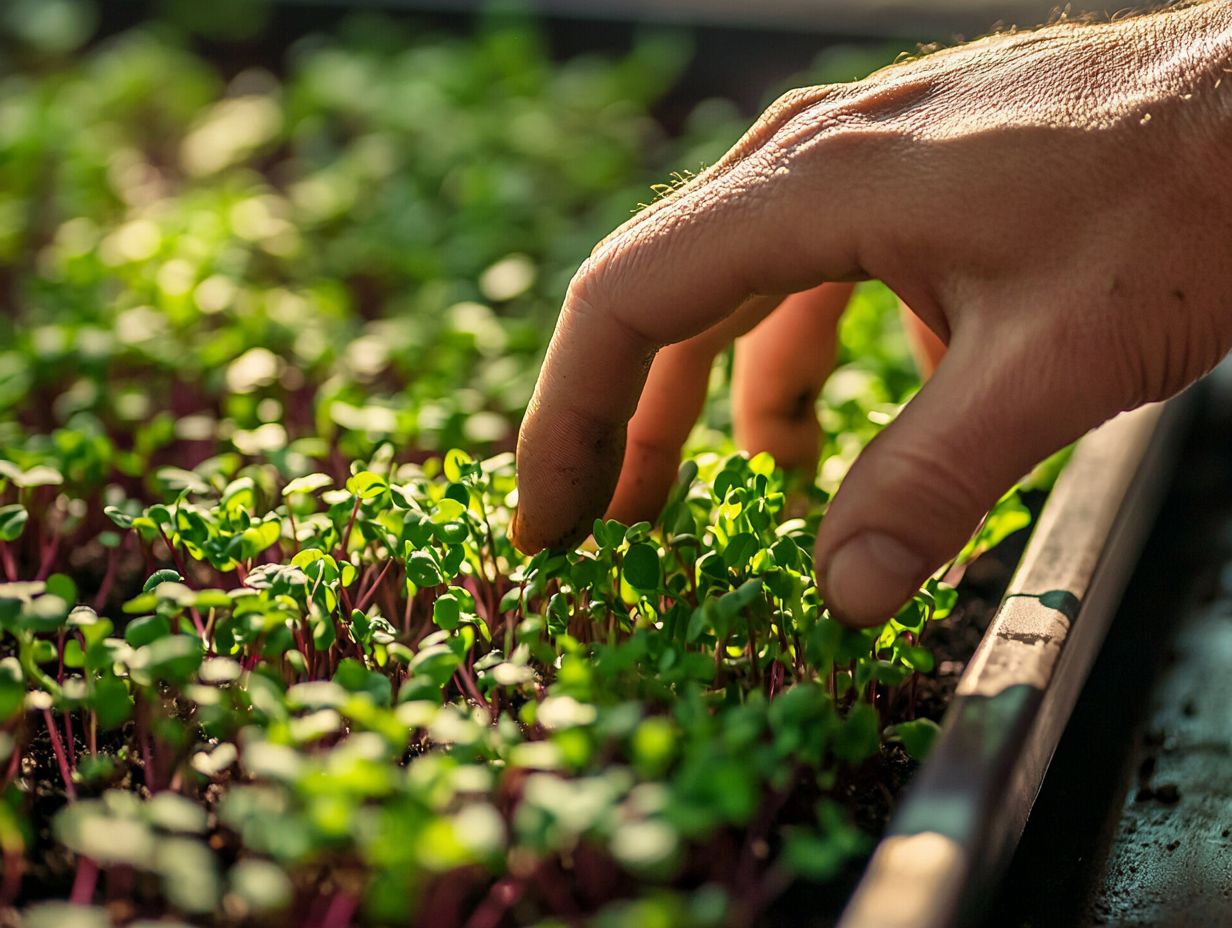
[567,257,606,307]
[762,86,833,125]
[569,250,637,319]
[760,71,939,168]
[565,256,660,352]
[737,85,841,157]
[754,98,909,185]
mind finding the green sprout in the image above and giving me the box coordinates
[0,7,1035,926]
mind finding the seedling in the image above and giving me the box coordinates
[0,444,1032,924]
[0,9,1040,927]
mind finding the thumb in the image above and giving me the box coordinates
[813,318,1112,627]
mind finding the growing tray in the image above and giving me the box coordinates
[837,395,1189,928]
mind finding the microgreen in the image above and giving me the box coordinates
[0,6,1043,927]
[0,445,1009,924]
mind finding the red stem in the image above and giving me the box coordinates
[34,532,62,582]
[0,541,16,581]
[338,497,361,560]
[320,891,357,928]
[355,558,394,613]
[464,876,525,928]
[63,711,75,768]
[93,541,121,611]
[154,529,208,637]
[453,667,489,709]
[157,527,191,585]
[136,704,156,791]
[42,708,76,800]
[1,740,21,790]
[382,581,400,630]
[1,850,23,906]
[142,733,155,791]
[69,855,99,905]
[767,660,784,699]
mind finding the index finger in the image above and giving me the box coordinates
[511,116,868,552]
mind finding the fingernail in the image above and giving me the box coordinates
[824,532,929,627]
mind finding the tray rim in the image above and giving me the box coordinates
[836,393,1191,928]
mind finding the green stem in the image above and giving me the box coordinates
[18,635,61,700]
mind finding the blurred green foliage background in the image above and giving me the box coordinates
[0,0,917,492]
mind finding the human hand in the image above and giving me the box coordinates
[512,1,1232,626]
[599,283,944,527]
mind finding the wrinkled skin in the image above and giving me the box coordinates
[513,0,1232,627]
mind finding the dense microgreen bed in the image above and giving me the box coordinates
[2,448,1019,928]
[0,4,1040,927]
